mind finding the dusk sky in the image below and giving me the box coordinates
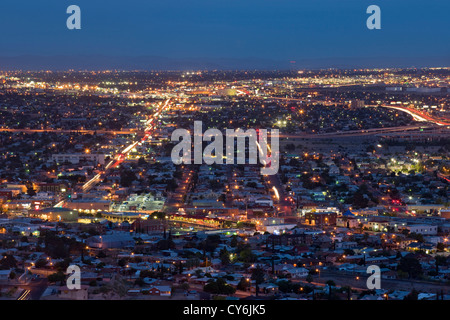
[0,0,448,68]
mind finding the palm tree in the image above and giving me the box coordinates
[251,265,265,297]
[326,280,335,299]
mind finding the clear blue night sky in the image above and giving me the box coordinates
[0,0,448,67]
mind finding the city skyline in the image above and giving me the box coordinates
[0,0,449,70]
[0,1,448,305]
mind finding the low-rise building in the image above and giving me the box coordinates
[399,224,438,235]
[305,212,337,226]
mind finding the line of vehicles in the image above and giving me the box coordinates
[53,99,172,206]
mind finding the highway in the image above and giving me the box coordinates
[254,95,450,127]
[54,98,172,207]
[163,167,194,213]
[381,105,450,126]
[0,128,137,135]
[17,289,31,300]
[294,269,450,295]
[81,98,172,192]
[1,277,48,300]
[278,125,432,139]
[253,94,450,134]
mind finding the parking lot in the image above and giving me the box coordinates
[111,193,165,212]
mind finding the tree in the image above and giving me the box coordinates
[48,271,66,285]
[251,265,265,296]
[26,182,37,197]
[34,258,48,269]
[239,247,256,263]
[342,286,352,300]
[326,280,336,299]
[404,289,419,300]
[120,169,137,187]
[165,179,178,192]
[435,255,447,274]
[277,280,292,293]
[54,258,72,272]
[134,278,145,287]
[409,233,424,243]
[156,239,175,250]
[177,261,184,274]
[0,255,17,269]
[139,270,157,279]
[137,157,147,166]
[352,190,369,209]
[237,277,250,291]
[343,249,355,256]
[199,235,221,255]
[218,194,226,202]
[436,243,446,252]
[246,182,257,188]
[306,274,313,283]
[117,258,127,268]
[398,256,423,279]
[40,231,83,259]
[203,278,236,295]
[230,236,238,248]
[285,143,296,152]
[219,248,231,266]
[326,280,336,287]
[179,282,190,291]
